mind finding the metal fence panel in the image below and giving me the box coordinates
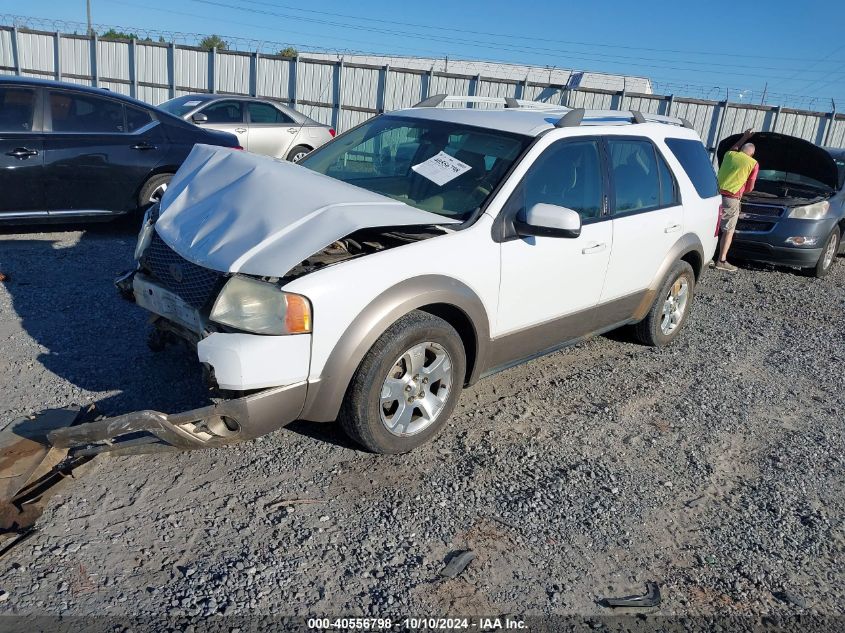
[97,39,129,81]
[60,36,90,79]
[298,60,334,108]
[0,29,13,70]
[17,31,54,74]
[257,56,292,100]
[384,69,423,110]
[135,43,168,91]
[342,65,379,110]
[774,111,826,144]
[216,51,250,94]
[175,47,208,92]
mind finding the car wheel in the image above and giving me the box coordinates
[138,173,173,209]
[338,310,466,454]
[286,145,311,163]
[632,260,696,347]
[808,226,840,278]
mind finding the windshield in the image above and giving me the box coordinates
[757,169,830,191]
[298,115,531,221]
[157,95,212,117]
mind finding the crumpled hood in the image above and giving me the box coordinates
[717,132,839,191]
[155,145,459,276]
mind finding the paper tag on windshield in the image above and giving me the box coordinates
[183,100,202,107]
[411,151,472,186]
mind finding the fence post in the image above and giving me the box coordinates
[426,66,434,99]
[380,64,390,113]
[11,26,20,76]
[209,46,216,94]
[252,51,260,97]
[824,107,836,146]
[291,56,298,105]
[91,33,98,87]
[665,94,674,117]
[168,42,176,98]
[54,32,62,81]
[335,58,344,131]
[129,38,137,98]
[521,75,528,101]
[772,105,783,133]
[713,99,730,158]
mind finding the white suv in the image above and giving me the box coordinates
[115,96,720,455]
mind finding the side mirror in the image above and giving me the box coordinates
[514,203,582,238]
[192,113,208,124]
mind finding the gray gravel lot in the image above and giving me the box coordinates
[0,225,843,622]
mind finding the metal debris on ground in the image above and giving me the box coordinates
[601,581,662,608]
[439,550,476,579]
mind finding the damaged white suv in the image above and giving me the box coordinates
[118,96,720,454]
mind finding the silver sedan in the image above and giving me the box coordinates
[158,94,335,162]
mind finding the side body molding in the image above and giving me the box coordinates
[300,275,491,422]
[632,232,705,321]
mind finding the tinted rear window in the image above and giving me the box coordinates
[665,138,718,198]
[0,87,36,132]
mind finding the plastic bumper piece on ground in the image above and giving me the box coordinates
[48,382,307,457]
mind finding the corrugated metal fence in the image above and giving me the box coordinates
[2,26,844,153]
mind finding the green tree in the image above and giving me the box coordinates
[101,28,137,40]
[278,46,298,58]
[199,34,228,51]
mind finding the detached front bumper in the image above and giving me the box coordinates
[49,382,307,456]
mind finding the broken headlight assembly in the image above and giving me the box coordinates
[134,203,160,260]
[210,276,312,335]
[787,201,830,220]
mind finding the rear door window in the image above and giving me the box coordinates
[49,91,125,133]
[0,87,37,132]
[665,138,719,198]
[126,105,154,132]
[201,101,244,124]
[607,139,661,214]
[247,102,293,124]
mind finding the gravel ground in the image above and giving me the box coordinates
[0,224,843,624]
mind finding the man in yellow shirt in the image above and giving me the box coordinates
[714,129,758,272]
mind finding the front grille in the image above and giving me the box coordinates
[741,203,784,218]
[140,232,225,310]
[736,220,775,233]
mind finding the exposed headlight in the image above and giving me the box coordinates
[785,236,819,247]
[787,201,830,220]
[134,203,160,260]
[210,276,312,335]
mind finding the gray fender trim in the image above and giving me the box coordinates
[632,233,705,321]
[300,275,491,423]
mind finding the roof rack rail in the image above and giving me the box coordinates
[555,108,585,128]
[632,110,646,124]
[414,93,448,108]
[411,95,567,111]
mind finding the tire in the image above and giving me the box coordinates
[338,310,466,454]
[286,145,312,163]
[632,260,696,347]
[807,226,840,279]
[138,173,173,209]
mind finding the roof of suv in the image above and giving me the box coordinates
[390,95,695,138]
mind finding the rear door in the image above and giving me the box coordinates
[246,101,299,158]
[195,100,248,150]
[600,137,683,302]
[43,89,166,214]
[0,85,45,217]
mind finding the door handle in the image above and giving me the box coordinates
[6,147,38,159]
[130,143,157,151]
[582,242,607,255]
[288,127,299,134]
[235,127,247,134]
[664,223,682,233]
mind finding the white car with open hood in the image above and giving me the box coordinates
[122,95,720,453]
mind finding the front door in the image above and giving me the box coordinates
[497,138,613,338]
[0,85,45,217]
[600,137,684,301]
[196,100,248,149]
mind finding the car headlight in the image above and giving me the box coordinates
[210,276,312,335]
[134,203,160,260]
[787,201,830,220]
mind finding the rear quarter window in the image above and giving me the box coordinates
[665,138,718,198]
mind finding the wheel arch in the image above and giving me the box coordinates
[300,275,491,422]
[632,233,704,321]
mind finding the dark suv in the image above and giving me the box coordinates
[0,77,240,224]
[717,132,845,277]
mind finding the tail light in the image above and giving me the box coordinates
[715,204,723,237]
[328,128,336,138]
[233,145,244,150]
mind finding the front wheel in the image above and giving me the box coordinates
[286,145,312,163]
[807,227,840,278]
[632,260,696,347]
[138,173,173,209]
[338,311,466,454]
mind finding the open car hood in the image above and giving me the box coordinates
[717,132,839,191]
[154,145,459,276]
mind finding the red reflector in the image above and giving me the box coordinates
[329,128,336,138]
[715,204,723,237]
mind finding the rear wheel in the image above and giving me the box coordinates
[338,311,466,454]
[807,227,840,278]
[287,145,312,163]
[138,173,173,209]
[632,260,696,347]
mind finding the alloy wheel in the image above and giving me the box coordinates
[821,233,838,271]
[379,342,453,436]
[660,277,690,335]
[149,182,168,204]
[291,151,308,163]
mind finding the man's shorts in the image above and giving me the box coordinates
[721,196,741,232]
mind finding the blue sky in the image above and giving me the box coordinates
[6,0,845,108]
